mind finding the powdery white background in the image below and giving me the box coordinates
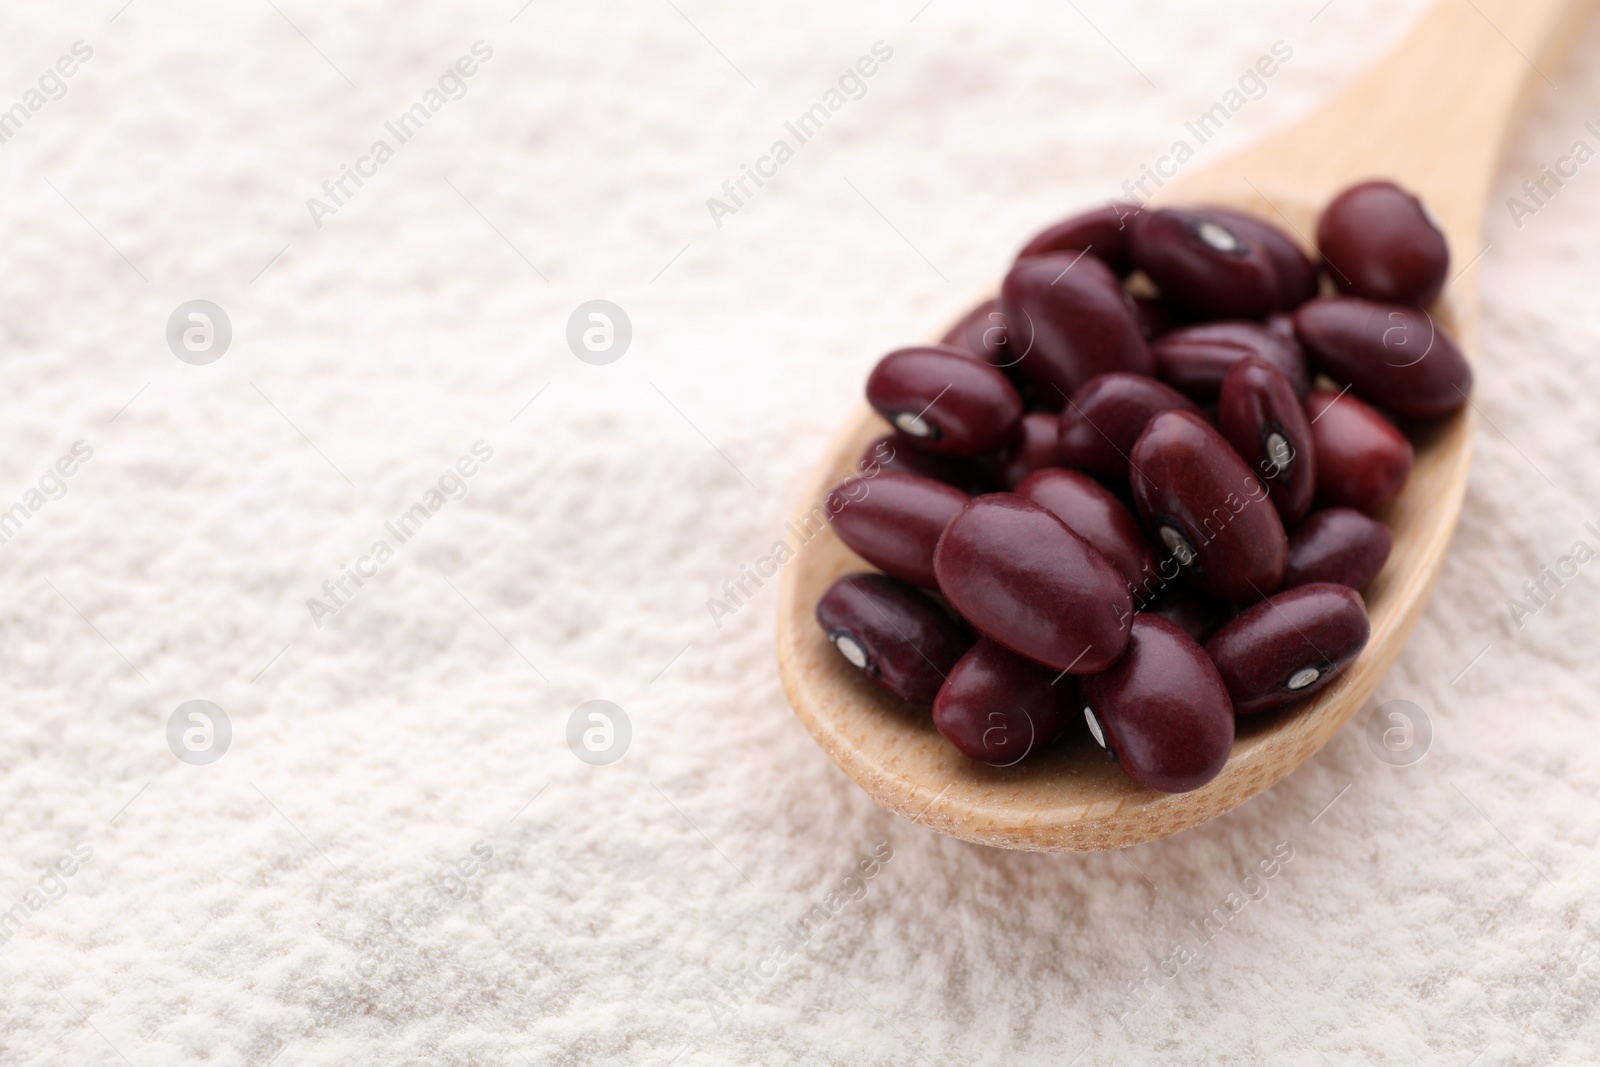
[2,1,1600,1064]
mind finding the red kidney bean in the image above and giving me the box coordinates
[1200,207,1321,309]
[940,300,1057,411]
[934,494,1132,672]
[1304,390,1413,514]
[1058,372,1202,480]
[1016,202,1142,275]
[1152,321,1310,402]
[1133,294,1179,341]
[816,572,972,705]
[1129,208,1281,320]
[934,638,1078,763]
[1218,357,1317,526]
[860,434,996,497]
[1293,296,1472,419]
[1205,583,1370,714]
[996,412,1064,489]
[1142,583,1234,643]
[941,297,1013,370]
[1283,507,1392,591]
[1081,615,1234,793]
[1016,467,1157,593]
[999,252,1156,398]
[1130,410,1287,603]
[1266,312,1297,339]
[866,345,1024,455]
[827,470,969,589]
[1317,179,1449,306]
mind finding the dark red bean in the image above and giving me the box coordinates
[1016,202,1143,275]
[934,638,1078,763]
[940,297,1014,370]
[1016,467,1156,593]
[1305,390,1412,514]
[933,494,1132,673]
[1283,507,1392,591]
[996,412,1064,489]
[1142,583,1234,643]
[1317,179,1449,307]
[1057,373,1202,480]
[827,470,969,589]
[1293,296,1472,419]
[1133,294,1179,342]
[1152,321,1310,402]
[816,572,972,705]
[1200,207,1321,308]
[866,345,1024,455]
[1129,410,1287,603]
[860,434,996,497]
[1266,312,1297,339]
[1218,357,1316,526]
[999,253,1155,399]
[1129,208,1281,320]
[1206,583,1370,714]
[1081,615,1234,793]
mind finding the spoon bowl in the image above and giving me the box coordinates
[776,0,1596,851]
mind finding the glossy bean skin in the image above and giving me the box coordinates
[1206,583,1370,714]
[1218,357,1317,526]
[1283,507,1392,591]
[816,572,972,706]
[1130,411,1287,603]
[1057,373,1202,480]
[1129,209,1281,320]
[866,345,1024,455]
[1304,390,1413,515]
[940,297,1014,370]
[996,412,1065,489]
[1293,297,1472,419]
[1200,207,1321,309]
[1266,312,1297,339]
[1152,321,1310,402]
[934,638,1078,763]
[999,253,1156,398]
[1016,202,1142,275]
[860,434,996,497]
[1016,468,1156,593]
[1142,583,1234,644]
[827,470,969,589]
[1317,179,1449,306]
[933,494,1132,673]
[1081,615,1235,793]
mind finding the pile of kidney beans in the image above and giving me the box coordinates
[815,179,1473,794]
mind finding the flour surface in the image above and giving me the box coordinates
[2,2,1599,1064]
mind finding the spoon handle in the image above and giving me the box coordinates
[1192,0,1597,249]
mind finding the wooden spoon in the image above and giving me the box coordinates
[775,0,1596,852]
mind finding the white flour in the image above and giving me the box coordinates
[3,1,1600,1064]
